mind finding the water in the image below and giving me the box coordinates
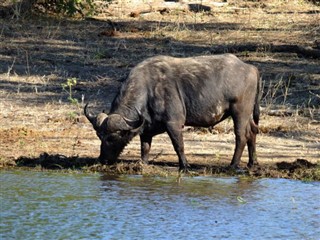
[1,171,319,240]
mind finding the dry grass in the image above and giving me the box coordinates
[0,0,319,179]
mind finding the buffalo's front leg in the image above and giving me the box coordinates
[99,142,107,164]
[230,132,247,168]
[166,122,189,171]
[140,134,152,163]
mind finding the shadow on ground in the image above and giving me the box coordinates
[1,17,319,108]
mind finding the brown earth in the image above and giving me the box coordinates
[0,1,319,180]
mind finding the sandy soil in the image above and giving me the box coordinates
[0,1,319,179]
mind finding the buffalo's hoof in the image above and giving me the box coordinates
[140,159,149,165]
[100,158,116,165]
[107,161,117,165]
[138,160,148,166]
[229,163,240,170]
[179,165,189,173]
[99,159,107,165]
[228,164,247,174]
[247,162,259,169]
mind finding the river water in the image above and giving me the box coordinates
[0,170,319,240]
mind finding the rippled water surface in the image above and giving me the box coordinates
[1,170,319,239]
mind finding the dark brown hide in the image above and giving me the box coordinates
[85,54,260,170]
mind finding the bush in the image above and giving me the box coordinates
[0,0,113,18]
[35,0,96,17]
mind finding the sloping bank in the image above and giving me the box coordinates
[1,153,319,181]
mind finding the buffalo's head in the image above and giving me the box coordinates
[84,104,144,164]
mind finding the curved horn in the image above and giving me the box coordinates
[106,108,144,132]
[84,103,96,126]
[123,108,145,132]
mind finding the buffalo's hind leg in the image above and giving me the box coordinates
[230,105,251,169]
[247,120,259,168]
[166,122,189,172]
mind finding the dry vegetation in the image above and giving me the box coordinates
[0,0,319,179]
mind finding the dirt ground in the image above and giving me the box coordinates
[0,1,319,180]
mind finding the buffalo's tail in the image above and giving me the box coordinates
[253,67,260,127]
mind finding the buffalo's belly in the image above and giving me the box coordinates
[185,109,230,127]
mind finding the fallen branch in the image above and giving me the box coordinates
[260,107,303,117]
[210,43,320,59]
[128,1,228,17]
[309,91,320,99]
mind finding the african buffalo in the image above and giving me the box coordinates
[85,54,260,171]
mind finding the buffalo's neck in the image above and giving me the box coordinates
[111,87,147,120]
[110,70,156,127]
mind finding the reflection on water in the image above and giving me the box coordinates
[1,171,319,239]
